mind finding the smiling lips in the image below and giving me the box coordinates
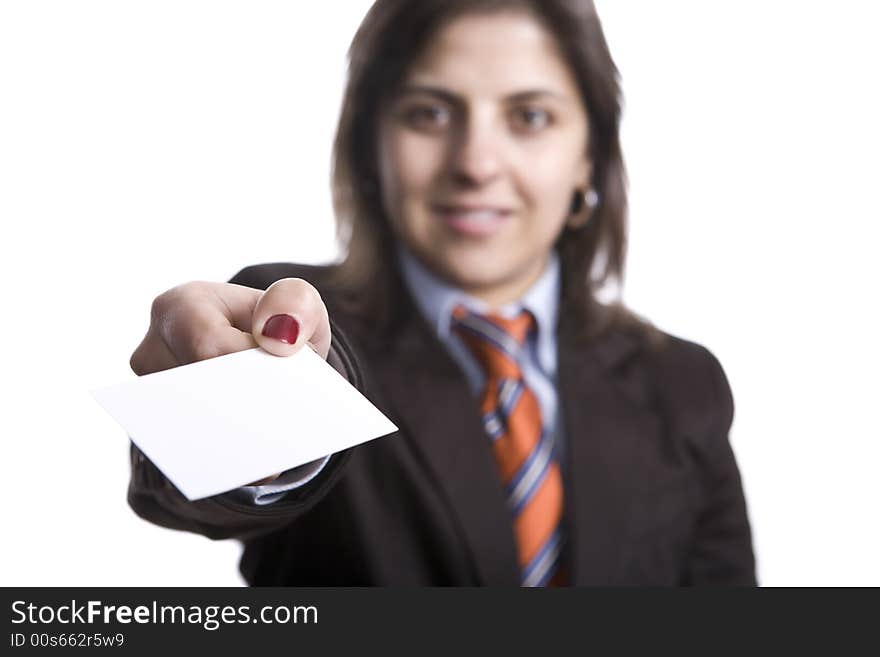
[432,204,512,237]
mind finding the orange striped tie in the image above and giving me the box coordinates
[452,306,565,586]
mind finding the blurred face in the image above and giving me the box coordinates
[377,10,591,307]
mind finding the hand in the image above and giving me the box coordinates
[129,277,332,486]
[130,277,331,374]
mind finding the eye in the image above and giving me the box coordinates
[401,103,451,132]
[510,106,552,133]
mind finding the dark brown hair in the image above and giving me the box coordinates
[330,0,650,344]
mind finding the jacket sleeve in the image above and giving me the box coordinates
[682,347,757,585]
[126,317,361,542]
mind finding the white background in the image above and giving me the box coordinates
[1,0,877,586]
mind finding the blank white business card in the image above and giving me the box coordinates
[92,346,397,500]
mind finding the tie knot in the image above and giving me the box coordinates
[451,305,535,380]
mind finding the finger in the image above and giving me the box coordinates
[157,282,261,365]
[165,310,258,365]
[207,283,262,333]
[130,328,180,375]
[252,278,331,359]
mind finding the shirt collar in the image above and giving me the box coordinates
[396,245,560,375]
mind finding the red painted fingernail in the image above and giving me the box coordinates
[261,314,300,344]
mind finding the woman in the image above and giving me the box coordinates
[128,0,756,585]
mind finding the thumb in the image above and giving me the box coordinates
[251,278,331,359]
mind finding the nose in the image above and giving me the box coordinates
[448,114,503,187]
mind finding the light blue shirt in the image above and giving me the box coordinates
[235,248,563,505]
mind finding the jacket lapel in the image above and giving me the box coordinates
[368,306,521,585]
[557,316,655,585]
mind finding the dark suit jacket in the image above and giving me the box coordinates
[128,263,756,586]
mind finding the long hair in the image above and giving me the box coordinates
[329,0,650,344]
